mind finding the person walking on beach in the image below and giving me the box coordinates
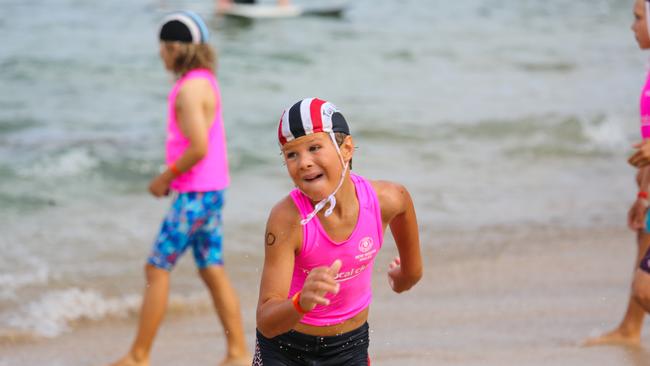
[109,11,250,366]
[585,0,650,346]
[253,97,423,365]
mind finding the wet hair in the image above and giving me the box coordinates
[159,11,215,77]
[334,132,352,170]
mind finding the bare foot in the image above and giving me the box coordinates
[583,328,641,347]
[107,353,150,366]
[219,354,252,366]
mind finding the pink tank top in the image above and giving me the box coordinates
[166,69,229,192]
[641,71,650,139]
[289,174,384,326]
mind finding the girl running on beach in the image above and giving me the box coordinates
[254,98,423,365]
[586,0,650,346]
[109,11,250,366]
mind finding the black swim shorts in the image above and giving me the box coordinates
[253,322,370,366]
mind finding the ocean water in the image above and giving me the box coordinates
[0,0,644,340]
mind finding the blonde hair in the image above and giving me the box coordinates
[164,42,216,77]
[334,132,353,170]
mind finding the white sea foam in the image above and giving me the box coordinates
[0,247,50,299]
[580,115,629,151]
[17,148,99,178]
[0,267,49,296]
[3,288,211,338]
[5,288,138,338]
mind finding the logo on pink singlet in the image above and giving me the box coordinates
[358,237,373,253]
[354,237,377,263]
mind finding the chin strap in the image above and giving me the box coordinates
[300,133,349,226]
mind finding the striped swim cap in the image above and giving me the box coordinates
[159,11,209,44]
[278,98,350,145]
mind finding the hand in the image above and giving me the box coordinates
[148,173,172,197]
[628,198,649,231]
[387,256,404,293]
[299,259,341,312]
[629,141,650,168]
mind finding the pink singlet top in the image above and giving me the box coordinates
[166,69,230,192]
[289,174,384,326]
[641,72,650,139]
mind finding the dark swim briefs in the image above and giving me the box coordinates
[253,322,370,366]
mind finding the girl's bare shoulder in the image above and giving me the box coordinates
[266,194,303,241]
[369,179,412,218]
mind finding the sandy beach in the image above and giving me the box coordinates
[2,224,650,366]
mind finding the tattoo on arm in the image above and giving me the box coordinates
[266,232,276,246]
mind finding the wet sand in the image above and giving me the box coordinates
[2,225,650,366]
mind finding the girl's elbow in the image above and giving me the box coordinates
[256,311,281,339]
[256,323,271,338]
[406,268,423,287]
[414,267,423,281]
[256,321,281,339]
[187,140,208,159]
[260,328,280,339]
[412,271,423,286]
[194,146,208,159]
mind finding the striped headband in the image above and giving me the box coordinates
[159,11,209,44]
[277,98,350,145]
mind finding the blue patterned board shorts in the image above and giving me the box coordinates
[148,190,226,271]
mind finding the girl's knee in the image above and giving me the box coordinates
[144,263,169,282]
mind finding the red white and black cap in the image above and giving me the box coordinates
[277,97,350,145]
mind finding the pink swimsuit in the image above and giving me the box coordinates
[641,72,650,139]
[289,174,384,326]
[166,69,230,192]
